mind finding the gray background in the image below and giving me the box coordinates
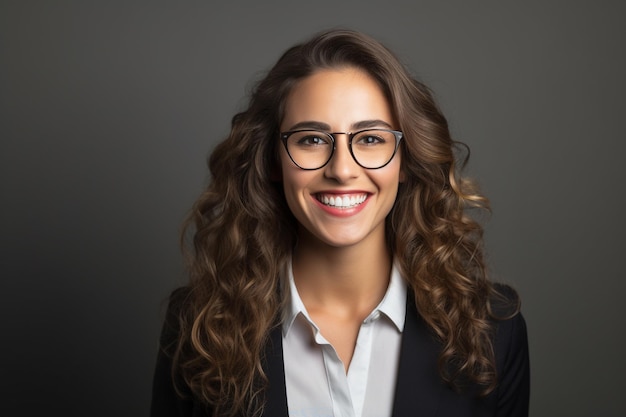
[2,2,624,416]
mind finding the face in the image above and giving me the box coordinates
[279,67,403,250]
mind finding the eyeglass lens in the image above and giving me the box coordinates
[284,129,401,169]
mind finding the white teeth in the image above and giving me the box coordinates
[318,194,367,208]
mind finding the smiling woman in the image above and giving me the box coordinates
[150,29,529,417]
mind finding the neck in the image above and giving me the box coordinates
[291,228,392,315]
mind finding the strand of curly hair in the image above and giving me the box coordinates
[172,111,296,416]
[389,76,519,394]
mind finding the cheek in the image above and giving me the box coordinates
[279,153,308,207]
[379,159,403,188]
[374,163,403,207]
[282,171,310,199]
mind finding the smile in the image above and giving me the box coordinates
[315,193,368,209]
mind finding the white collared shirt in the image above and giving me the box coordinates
[282,263,407,417]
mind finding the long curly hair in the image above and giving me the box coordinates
[171,29,519,416]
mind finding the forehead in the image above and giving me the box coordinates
[280,67,394,131]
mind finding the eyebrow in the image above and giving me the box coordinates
[285,119,394,132]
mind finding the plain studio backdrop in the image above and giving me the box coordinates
[1,2,624,416]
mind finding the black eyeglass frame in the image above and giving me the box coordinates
[280,128,404,170]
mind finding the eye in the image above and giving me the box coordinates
[293,133,332,146]
[355,133,386,146]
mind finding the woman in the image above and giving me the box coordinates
[151,29,530,417]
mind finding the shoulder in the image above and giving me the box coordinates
[164,286,193,319]
[159,286,193,353]
[489,284,530,415]
[168,286,193,310]
[488,283,527,359]
[489,283,521,318]
[492,306,528,368]
[151,286,202,417]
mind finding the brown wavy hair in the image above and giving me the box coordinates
[172,29,519,416]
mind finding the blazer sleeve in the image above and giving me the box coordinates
[150,288,196,417]
[494,309,531,417]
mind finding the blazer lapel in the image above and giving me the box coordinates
[261,325,289,417]
[391,293,445,417]
[260,296,445,417]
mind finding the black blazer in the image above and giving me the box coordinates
[151,288,529,417]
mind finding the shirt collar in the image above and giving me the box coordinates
[282,260,407,336]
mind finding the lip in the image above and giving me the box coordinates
[312,191,371,217]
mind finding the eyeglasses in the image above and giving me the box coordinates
[280,128,403,170]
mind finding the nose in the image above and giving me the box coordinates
[324,135,359,182]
